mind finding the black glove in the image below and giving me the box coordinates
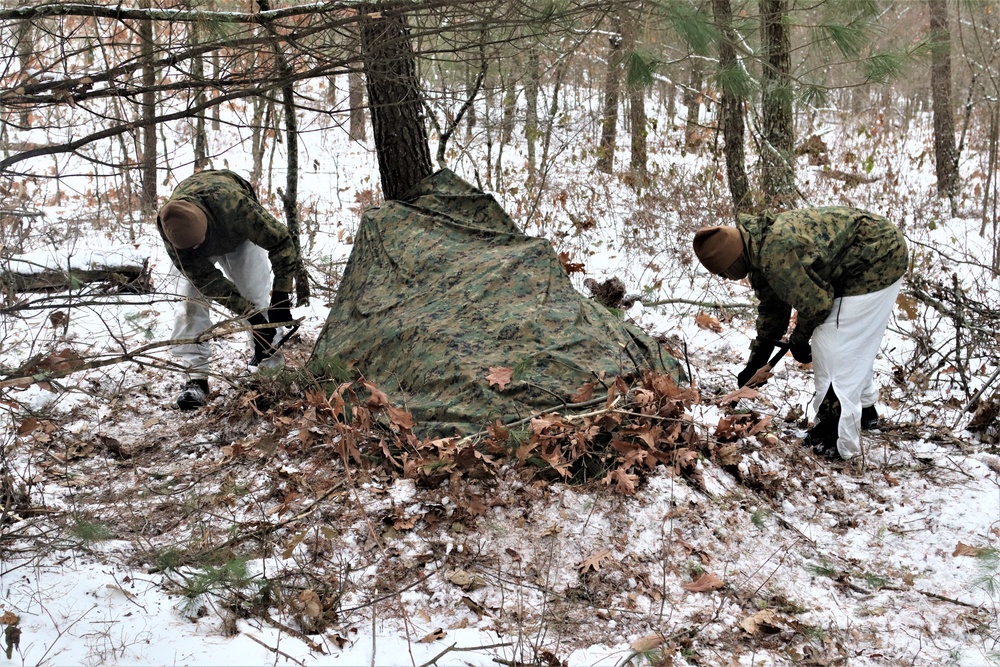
[248,311,276,365]
[737,342,774,388]
[790,341,812,364]
[269,291,293,328]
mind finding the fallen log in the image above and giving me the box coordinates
[1,260,153,293]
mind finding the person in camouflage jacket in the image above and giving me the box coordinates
[693,206,908,460]
[157,170,300,410]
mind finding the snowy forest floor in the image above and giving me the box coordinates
[2,108,1000,667]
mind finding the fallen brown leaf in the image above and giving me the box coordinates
[418,628,446,643]
[487,367,513,391]
[695,311,724,333]
[681,572,724,593]
[577,548,613,574]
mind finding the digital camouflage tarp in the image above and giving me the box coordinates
[309,169,683,436]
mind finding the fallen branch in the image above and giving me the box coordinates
[641,297,754,310]
[1,262,153,293]
[916,588,982,609]
[418,641,513,667]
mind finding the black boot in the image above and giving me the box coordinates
[803,420,841,460]
[860,405,879,430]
[177,379,209,411]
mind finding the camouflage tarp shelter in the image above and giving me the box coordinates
[309,169,683,437]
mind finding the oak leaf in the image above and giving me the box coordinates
[718,386,760,406]
[487,366,513,391]
[577,548,613,574]
[681,572,724,593]
[739,609,781,635]
[953,542,990,557]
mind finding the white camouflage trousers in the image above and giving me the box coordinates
[169,240,272,380]
[811,278,902,460]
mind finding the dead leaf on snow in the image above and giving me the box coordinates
[630,633,664,652]
[460,595,487,619]
[739,609,783,635]
[681,572,724,593]
[297,590,323,619]
[487,366,513,391]
[604,468,638,495]
[695,311,723,333]
[418,628,446,643]
[0,611,20,626]
[446,569,486,591]
[953,542,990,557]
[577,548,613,574]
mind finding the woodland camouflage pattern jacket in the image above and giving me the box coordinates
[156,170,299,315]
[738,206,908,351]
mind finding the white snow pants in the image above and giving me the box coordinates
[169,240,273,380]
[810,278,902,460]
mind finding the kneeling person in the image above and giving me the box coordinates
[157,170,300,410]
[693,206,908,460]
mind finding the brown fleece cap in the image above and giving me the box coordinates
[692,226,745,275]
[159,200,208,249]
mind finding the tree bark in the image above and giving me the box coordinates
[257,0,310,305]
[623,8,647,183]
[596,14,623,175]
[928,0,959,199]
[713,0,750,214]
[139,0,157,214]
[349,66,367,141]
[525,47,540,175]
[759,0,796,210]
[683,59,704,150]
[189,6,208,170]
[360,7,433,201]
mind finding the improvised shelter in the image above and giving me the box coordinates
[309,169,683,437]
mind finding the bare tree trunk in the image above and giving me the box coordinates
[525,47,540,175]
[683,60,704,150]
[348,25,367,143]
[256,0,310,304]
[759,0,796,210]
[713,0,750,214]
[929,0,959,201]
[501,76,517,147]
[623,8,647,183]
[14,4,34,127]
[360,7,433,201]
[189,8,208,170]
[596,14,623,175]
[139,0,157,215]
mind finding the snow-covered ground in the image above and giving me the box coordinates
[2,83,1000,666]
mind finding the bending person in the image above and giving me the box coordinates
[692,206,907,460]
[156,170,300,410]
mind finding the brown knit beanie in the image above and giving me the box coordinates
[159,200,208,249]
[692,226,745,275]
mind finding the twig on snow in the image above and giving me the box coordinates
[244,631,307,666]
[418,641,513,667]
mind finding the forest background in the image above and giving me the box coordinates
[2,0,1000,665]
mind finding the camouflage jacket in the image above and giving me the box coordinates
[157,170,299,315]
[738,206,908,350]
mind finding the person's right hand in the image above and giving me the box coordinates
[737,342,774,388]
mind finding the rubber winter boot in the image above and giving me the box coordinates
[176,379,209,411]
[860,405,879,430]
